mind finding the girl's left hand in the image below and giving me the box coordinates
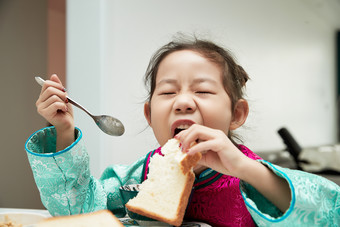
[175,124,247,178]
[176,124,292,213]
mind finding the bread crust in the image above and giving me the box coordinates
[180,151,202,174]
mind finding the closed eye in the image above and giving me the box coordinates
[158,91,177,96]
[196,91,214,94]
[161,92,176,95]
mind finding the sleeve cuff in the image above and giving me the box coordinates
[240,159,295,223]
[25,126,82,157]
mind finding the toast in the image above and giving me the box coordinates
[125,139,202,226]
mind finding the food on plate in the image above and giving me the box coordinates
[36,210,123,227]
[0,215,22,227]
[125,138,202,226]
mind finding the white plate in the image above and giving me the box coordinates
[135,220,171,226]
[0,212,47,226]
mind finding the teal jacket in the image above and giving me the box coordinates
[25,127,340,226]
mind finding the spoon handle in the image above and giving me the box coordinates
[66,97,94,118]
[35,77,95,118]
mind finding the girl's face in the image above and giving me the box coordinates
[144,50,238,146]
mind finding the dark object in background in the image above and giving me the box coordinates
[278,127,340,175]
[277,127,303,169]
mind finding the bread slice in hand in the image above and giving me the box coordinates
[36,210,123,227]
[125,138,202,226]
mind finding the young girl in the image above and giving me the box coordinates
[26,37,339,226]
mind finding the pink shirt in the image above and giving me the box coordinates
[143,145,262,227]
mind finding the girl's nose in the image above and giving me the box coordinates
[173,94,196,114]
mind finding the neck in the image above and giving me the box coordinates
[194,165,207,176]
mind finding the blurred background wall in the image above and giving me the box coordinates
[66,0,340,177]
[0,0,47,208]
[1,0,339,209]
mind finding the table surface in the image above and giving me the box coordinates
[0,208,211,226]
[0,208,50,216]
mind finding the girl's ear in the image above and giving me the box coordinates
[230,99,249,130]
[144,102,152,126]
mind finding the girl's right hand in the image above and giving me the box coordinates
[36,74,75,150]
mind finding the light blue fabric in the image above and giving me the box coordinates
[240,160,340,226]
[25,127,145,217]
[25,127,340,226]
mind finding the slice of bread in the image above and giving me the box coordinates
[125,138,202,226]
[36,210,123,227]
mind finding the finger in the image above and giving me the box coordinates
[175,125,197,151]
[178,125,214,151]
[38,94,67,111]
[186,140,218,155]
[38,101,68,118]
[197,151,218,167]
[50,74,65,87]
[197,152,231,176]
[39,75,66,95]
[39,86,68,104]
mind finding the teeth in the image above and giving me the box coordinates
[177,125,190,130]
[174,124,192,136]
[173,124,192,137]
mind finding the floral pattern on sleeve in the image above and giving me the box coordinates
[25,126,145,217]
[241,160,340,226]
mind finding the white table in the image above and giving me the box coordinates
[0,208,212,226]
[0,208,50,216]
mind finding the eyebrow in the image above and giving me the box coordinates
[156,79,177,86]
[192,77,218,85]
[156,77,218,87]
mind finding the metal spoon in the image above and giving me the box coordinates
[35,76,125,136]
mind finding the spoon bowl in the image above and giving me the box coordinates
[35,77,125,136]
[94,114,125,136]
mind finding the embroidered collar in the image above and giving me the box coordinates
[194,169,223,190]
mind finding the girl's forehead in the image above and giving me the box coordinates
[156,50,223,83]
[161,49,206,64]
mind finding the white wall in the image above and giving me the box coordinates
[67,0,340,177]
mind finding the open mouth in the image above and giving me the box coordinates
[171,120,196,137]
[173,124,192,137]
[174,128,185,136]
